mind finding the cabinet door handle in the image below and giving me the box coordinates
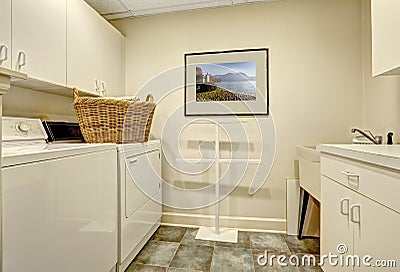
[0,44,8,63]
[340,198,350,216]
[101,81,106,96]
[350,204,361,224]
[94,79,100,93]
[16,51,26,70]
[129,158,138,164]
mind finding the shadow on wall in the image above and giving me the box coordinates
[3,86,76,121]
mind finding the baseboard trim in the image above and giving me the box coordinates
[161,212,286,233]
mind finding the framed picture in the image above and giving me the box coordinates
[184,48,269,116]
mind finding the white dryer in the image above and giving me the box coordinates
[1,117,118,272]
[117,141,162,272]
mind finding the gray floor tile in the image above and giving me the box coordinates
[295,254,322,272]
[298,265,323,272]
[252,250,300,272]
[134,241,179,267]
[152,225,188,243]
[211,246,254,272]
[249,233,290,252]
[170,244,214,271]
[285,236,320,254]
[126,263,167,272]
[181,228,216,246]
[215,231,251,249]
[167,268,203,272]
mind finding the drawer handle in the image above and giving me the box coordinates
[129,158,138,164]
[341,170,360,189]
[340,198,350,216]
[341,170,359,178]
[350,204,361,224]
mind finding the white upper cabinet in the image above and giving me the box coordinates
[371,0,400,76]
[99,22,123,97]
[12,0,66,85]
[67,0,123,96]
[0,0,11,69]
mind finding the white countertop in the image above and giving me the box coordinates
[317,144,400,171]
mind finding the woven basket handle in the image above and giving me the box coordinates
[73,88,80,103]
[145,93,154,102]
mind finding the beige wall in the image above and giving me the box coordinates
[3,86,76,121]
[114,0,364,231]
[362,0,400,143]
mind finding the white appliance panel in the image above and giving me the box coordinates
[125,150,160,217]
[2,149,117,272]
[121,192,162,263]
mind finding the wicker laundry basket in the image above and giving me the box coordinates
[73,88,156,144]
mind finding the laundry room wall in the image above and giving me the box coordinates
[113,0,364,231]
[3,86,76,121]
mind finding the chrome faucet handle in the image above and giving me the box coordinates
[364,129,375,139]
[351,128,380,144]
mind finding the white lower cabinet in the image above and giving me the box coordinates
[352,191,400,272]
[321,156,400,272]
[321,176,353,272]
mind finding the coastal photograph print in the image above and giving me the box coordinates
[185,48,268,116]
[196,62,257,102]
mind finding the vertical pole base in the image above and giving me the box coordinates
[195,226,238,243]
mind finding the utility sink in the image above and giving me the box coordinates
[297,145,321,201]
[297,145,320,162]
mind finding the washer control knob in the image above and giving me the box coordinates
[16,122,31,133]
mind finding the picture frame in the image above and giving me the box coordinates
[184,48,269,116]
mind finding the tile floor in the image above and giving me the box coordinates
[126,226,322,272]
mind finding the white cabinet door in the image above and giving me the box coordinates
[371,0,400,76]
[353,193,400,272]
[12,0,66,85]
[100,23,123,97]
[321,176,353,272]
[0,0,11,69]
[67,0,102,95]
[67,0,123,96]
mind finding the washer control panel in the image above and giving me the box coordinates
[2,117,48,142]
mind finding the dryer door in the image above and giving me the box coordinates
[125,150,161,218]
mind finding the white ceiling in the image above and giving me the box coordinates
[84,0,277,20]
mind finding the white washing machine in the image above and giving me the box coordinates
[1,117,118,272]
[117,141,162,272]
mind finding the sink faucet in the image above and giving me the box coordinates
[351,128,382,144]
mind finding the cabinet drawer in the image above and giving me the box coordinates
[321,155,400,213]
